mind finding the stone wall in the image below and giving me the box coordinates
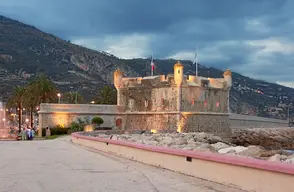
[182,113,230,134]
[39,103,289,136]
[119,86,178,112]
[181,87,228,113]
[229,114,288,128]
[38,103,124,129]
[124,113,177,132]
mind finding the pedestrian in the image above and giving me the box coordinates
[27,127,32,140]
[45,127,51,137]
[31,128,35,140]
[21,127,26,140]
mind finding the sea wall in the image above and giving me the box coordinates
[229,114,288,128]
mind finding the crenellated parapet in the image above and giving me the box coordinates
[113,62,232,90]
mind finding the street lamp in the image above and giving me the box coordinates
[57,93,61,103]
[288,103,292,125]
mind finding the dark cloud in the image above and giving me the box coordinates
[0,0,294,86]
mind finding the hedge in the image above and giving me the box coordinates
[40,127,69,137]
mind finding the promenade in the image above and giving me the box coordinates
[0,137,245,192]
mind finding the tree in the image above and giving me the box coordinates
[91,117,104,128]
[95,85,117,104]
[28,73,58,104]
[63,92,83,104]
[7,86,26,132]
[23,90,38,127]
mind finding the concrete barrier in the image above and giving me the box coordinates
[71,132,294,192]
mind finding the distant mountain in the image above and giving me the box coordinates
[0,15,293,119]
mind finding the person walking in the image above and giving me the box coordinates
[27,127,32,140]
[31,128,35,140]
[45,127,51,137]
[21,127,26,140]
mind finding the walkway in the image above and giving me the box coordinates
[0,137,246,192]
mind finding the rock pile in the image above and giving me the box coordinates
[84,131,294,164]
[231,128,294,150]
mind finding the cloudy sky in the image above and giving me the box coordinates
[1,0,294,87]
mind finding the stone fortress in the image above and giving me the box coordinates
[114,61,232,134]
[38,61,288,136]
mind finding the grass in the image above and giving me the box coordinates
[44,134,68,140]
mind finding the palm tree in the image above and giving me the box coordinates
[7,86,26,132]
[64,92,83,104]
[23,90,38,127]
[29,74,57,104]
[95,85,117,104]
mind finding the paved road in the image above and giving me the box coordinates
[0,137,246,192]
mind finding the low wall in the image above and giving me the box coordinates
[71,133,294,192]
[229,114,289,128]
[38,103,124,129]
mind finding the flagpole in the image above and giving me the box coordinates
[194,49,198,76]
[196,51,198,76]
[151,53,154,76]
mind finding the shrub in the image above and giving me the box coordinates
[41,126,69,136]
[91,117,104,127]
[68,117,89,133]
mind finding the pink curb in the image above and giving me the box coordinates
[72,132,294,175]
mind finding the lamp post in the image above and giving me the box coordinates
[288,103,292,126]
[57,93,61,103]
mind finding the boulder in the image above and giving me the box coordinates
[160,137,174,146]
[173,138,188,145]
[218,146,248,154]
[239,145,265,157]
[268,154,288,162]
[285,156,294,164]
[211,142,230,151]
[193,132,208,142]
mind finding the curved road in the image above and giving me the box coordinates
[0,137,245,192]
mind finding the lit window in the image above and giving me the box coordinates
[204,100,207,107]
[216,102,220,107]
[192,98,195,105]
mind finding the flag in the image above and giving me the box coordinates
[151,55,155,75]
[151,60,155,71]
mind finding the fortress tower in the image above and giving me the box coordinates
[113,61,232,135]
[113,69,123,106]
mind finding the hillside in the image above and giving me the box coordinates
[0,15,293,119]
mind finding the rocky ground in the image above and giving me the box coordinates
[81,131,294,164]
